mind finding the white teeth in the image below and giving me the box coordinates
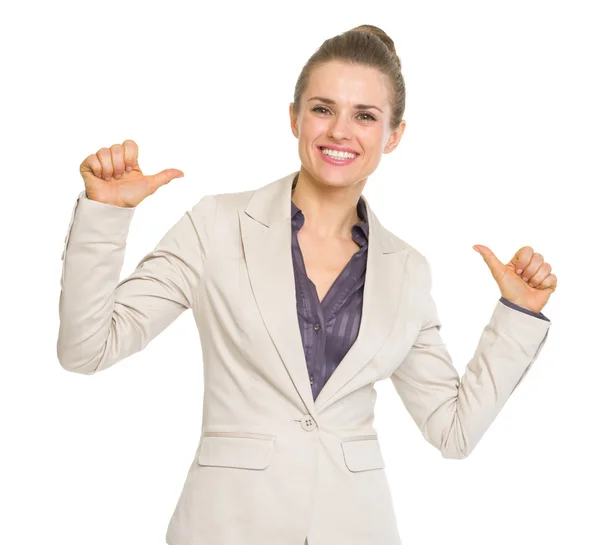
[321,147,356,159]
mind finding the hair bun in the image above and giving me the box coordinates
[350,24,401,69]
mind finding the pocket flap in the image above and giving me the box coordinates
[341,438,385,472]
[197,435,274,470]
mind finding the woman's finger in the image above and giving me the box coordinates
[123,139,138,172]
[527,262,552,288]
[110,143,125,179]
[96,147,113,180]
[82,153,103,179]
[537,273,558,291]
[521,253,544,281]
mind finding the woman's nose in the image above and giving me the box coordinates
[328,115,353,140]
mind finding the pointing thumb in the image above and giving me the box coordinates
[148,169,185,190]
[473,244,504,279]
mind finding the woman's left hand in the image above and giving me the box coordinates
[473,245,557,314]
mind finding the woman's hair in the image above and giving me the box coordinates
[292,24,406,131]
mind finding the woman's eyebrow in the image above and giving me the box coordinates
[307,96,383,113]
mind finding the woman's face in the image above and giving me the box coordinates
[289,60,406,189]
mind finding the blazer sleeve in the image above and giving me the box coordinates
[56,190,216,374]
[390,257,551,459]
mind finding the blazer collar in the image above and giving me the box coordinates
[239,171,411,414]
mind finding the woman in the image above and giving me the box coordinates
[58,25,556,545]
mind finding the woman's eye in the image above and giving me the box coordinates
[358,113,376,121]
[312,107,376,122]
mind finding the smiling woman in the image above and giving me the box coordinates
[288,24,407,199]
[57,23,553,545]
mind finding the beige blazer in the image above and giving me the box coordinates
[57,170,551,545]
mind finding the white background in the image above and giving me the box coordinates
[2,0,598,544]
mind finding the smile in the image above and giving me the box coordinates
[318,146,359,166]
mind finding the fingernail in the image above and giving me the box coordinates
[126,166,132,172]
[516,269,523,275]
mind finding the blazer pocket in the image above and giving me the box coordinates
[197,432,275,470]
[341,436,385,472]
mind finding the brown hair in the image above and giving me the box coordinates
[292,24,406,131]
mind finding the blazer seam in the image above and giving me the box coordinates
[191,194,218,311]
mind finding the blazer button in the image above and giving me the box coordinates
[313,323,321,331]
[300,415,316,431]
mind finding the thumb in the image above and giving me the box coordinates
[473,244,505,278]
[147,169,185,190]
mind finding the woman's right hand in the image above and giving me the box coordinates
[79,139,184,208]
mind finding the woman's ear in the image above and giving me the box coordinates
[384,119,406,154]
[289,102,299,138]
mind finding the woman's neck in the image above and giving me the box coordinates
[291,168,365,240]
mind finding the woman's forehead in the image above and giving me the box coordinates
[305,63,389,105]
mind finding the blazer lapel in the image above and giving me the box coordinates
[313,189,410,413]
[239,171,410,416]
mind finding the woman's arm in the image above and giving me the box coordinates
[390,258,551,459]
[56,191,216,374]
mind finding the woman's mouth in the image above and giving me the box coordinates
[317,146,359,166]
